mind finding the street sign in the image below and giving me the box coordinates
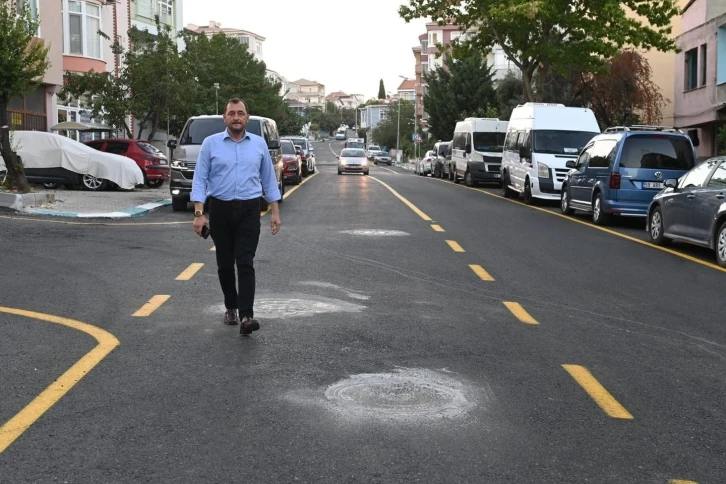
[411,133,422,142]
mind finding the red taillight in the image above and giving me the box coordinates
[609,172,621,189]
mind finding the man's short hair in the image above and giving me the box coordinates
[225,98,249,114]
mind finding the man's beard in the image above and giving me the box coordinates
[228,123,245,135]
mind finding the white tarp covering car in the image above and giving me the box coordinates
[1,131,144,189]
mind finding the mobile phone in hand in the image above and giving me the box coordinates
[201,225,210,239]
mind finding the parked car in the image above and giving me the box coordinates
[432,141,451,178]
[414,150,435,176]
[167,114,284,212]
[1,131,144,191]
[373,151,392,165]
[502,103,600,202]
[646,157,726,266]
[560,125,697,225]
[451,118,507,186]
[85,139,169,188]
[282,136,315,175]
[337,148,369,175]
[366,145,382,160]
[281,139,303,185]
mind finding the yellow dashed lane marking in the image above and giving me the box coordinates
[503,301,538,325]
[431,224,445,232]
[562,364,634,420]
[0,306,119,454]
[175,263,204,281]
[369,176,432,221]
[446,240,465,252]
[132,295,170,317]
[668,480,698,483]
[469,264,495,281]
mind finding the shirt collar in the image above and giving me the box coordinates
[223,129,251,142]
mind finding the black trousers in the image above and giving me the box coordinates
[208,197,261,318]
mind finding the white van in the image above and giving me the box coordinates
[501,103,600,204]
[450,117,509,186]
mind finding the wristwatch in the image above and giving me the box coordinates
[194,210,204,217]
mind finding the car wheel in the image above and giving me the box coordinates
[338,170,342,175]
[592,192,610,225]
[523,179,535,205]
[449,166,454,181]
[648,206,669,245]
[364,170,369,176]
[716,221,726,267]
[82,174,109,191]
[171,198,187,212]
[42,182,61,189]
[560,186,575,215]
[465,170,475,187]
[146,179,164,188]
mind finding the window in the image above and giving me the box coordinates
[532,130,600,155]
[685,48,698,90]
[431,33,438,44]
[239,36,249,47]
[679,159,718,188]
[421,40,428,51]
[281,140,295,155]
[104,141,129,155]
[575,146,592,170]
[620,135,695,171]
[473,132,506,152]
[707,161,726,188]
[588,139,618,168]
[63,0,102,59]
[262,121,271,143]
[17,0,39,34]
[158,0,172,24]
[700,44,707,86]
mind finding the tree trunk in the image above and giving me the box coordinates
[147,110,159,142]
[520,67,536,102]
[0,100,31,193]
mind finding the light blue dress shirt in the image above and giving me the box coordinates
[190,129,282,204]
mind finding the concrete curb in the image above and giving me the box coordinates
[26,199,172,218]
[0,192,55,211]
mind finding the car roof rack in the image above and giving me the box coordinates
[604,125,684,133]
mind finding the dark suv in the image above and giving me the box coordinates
[560,125,698,225]
[167,115,284,212]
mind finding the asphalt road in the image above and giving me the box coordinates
[0,139,724,483]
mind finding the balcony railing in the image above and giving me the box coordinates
[136,0,174,26]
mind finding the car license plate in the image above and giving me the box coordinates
[643,182,663,189]
[493,173,500,178]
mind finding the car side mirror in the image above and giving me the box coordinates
[267,139,281,150]
[167,139,177,149]
[664,178,678,189]
[566,160,576,169]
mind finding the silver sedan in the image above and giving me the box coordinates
[337,148,369,175]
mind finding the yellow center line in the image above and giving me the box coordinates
[431,224,445,232]
[430,177,726,274]
[446,240,465,252]
[284,171,318,199]
[503,301,539,324]
[0,306,119,455]
[668,480,698,483]
[369,176,432,221]
[175,263,204,281]
[132,295,170,317]
[469,264,495,281]
[562,364,634,419]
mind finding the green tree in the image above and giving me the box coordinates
[400,0,680,102]
[495,72,525,120]
[423,50,497,141]
[0,0,51,193]
[372,100,415,150]
[180,31,283,129]
[378,79,386,100]
[277,104,305,135]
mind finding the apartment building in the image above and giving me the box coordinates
[266,69,291,97]
[673,0,726,158]
[397,80,416,102]
[285,79,326,108]
[326,92,365,109]
[359,104,390,131]
[185,21,264,61]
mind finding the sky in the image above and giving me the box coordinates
[182,0,429,100]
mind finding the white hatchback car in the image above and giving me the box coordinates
[337,148,369,175]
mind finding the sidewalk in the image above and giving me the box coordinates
[0,184,171,218]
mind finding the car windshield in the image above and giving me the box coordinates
[180,118,261,144]
[369,146,380,151]
[348,142,365,149]
[281,141,295,155]
[533,130,599,155]
[473,133,505,153]
[619,135,695,170]
[342,149,365,157]
[290,138,307,149]
[137,141,162,154]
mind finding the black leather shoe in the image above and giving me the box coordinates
[224,309,239,325]
[240,317,260,335]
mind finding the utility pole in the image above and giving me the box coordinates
[214,83,220,115]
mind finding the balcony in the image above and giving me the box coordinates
[136,0,175,26]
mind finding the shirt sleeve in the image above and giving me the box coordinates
[190,137,212,203]
[260,140,282,203]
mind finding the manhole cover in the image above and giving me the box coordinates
[324,368,472,421]
[209,293,365,319]
[339,229,409,236]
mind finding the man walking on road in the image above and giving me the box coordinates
[191,98,282,335]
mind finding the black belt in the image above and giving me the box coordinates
[208,197,260,207]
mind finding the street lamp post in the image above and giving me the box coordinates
[214,83,220,115]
